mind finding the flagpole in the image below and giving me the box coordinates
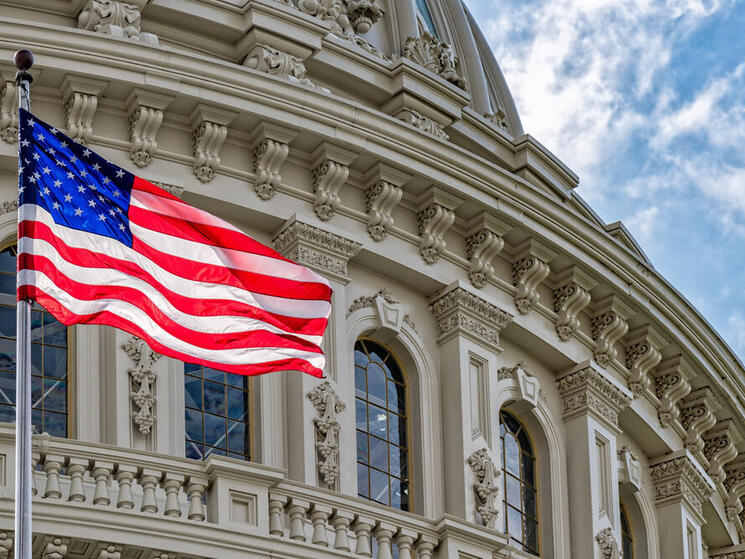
[14,48,34,559]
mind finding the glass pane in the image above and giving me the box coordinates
[30,343,41,375]
[43,378,66,412]
[203,368,225,383]
[31,375,42,408]
[355,366,366,398]
[368,404,387,438]
[204,413,226,448]
[387,381,405,413]
[227,420,246,454]
[30,313,42,343]
[226,387,247,420]
[506,474,521,507]
[0,250,14,274]
[522,453,535,486]
[185,408,203,442]
[399,481,409,511]
[0,371,15,405]
[184,362,202,376]
[0,306,15,338]
[0,403,14,423]
[184,376,202,409]
[517,428,533,455]
[354,347,368,367]
[507,506,522,541]
[390,476,402,509]
[32,409,42,433]
[525,518,538,552]
[357,433,368,462]
[203,381,225,415]
[388,412,406,447]
[356,399,368,431]
[502,412,520,434]
[390,444,407,479]
[370,468,389,505]
[357,463,369,497]
[44,346,67,379]
[185,440,204,460]
[623,537,633,559]
[226,373,245,387]
[621,505,630,532]
[43,314,66,345]
[504,434,520,475]
[524,486,537,519]
[367,362,387,406]
[0,338,15,372]
[44,410,66,437]
[369,435,388,471]
[0,275,13,297]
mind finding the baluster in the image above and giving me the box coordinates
[268,494,288,536]
[186,476,208,521]
[373,522,395,559]
[395,529,417,559]
[139,468,162,513]
[30,449,40,496]
[91,461,114,505]
[115,465,137,509]
[287,498,310,541]
[163,473,185,517]
[67,457,88,502]
[331,509,354,551]
[415,535,437,559]
[310,504,332,546]
[352,516,375,557]
[42,454,64,499]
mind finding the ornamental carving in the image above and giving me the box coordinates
[703,420,739,485]
[122,336,161,435]
[654,356,691,427]
[430,287,512,353]
[397,109,448,140]
[347,288,414,333]
[417,203,454,264]
[96,544,122,559]
[680,388,717,454]
[596,527,620,559]
[591,295,633,368]
[313,160,349,221]
[0,79,18,143]
[497,362,542,407]
[345,0,384,34]
[77,0,159,45]
[557,366,631,429]
[273,219,361,283]
[403,32,466,89]
[553,282,590,341]
[0,533,11,559]
[512,256,550,315]
[625,326,664,396]
[40,536,69,559]
[62,77,107,146]
[126,91,171,168]
[618,446,642,493]
[192,121,227,183]
[467,449,500,529]
[244,44,328,92]
[152,182,184,199]
[466,228,504,289]
[651,454,714,515]
[484,107,509,131]
[0,200,18,216]
[724,459,745,521]
[308,381,345,488]
[710,552,745,559]
[253,139,289,200]
[365,180,402,241]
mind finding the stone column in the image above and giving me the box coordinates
[557,361,632,559]
[272,216,361,490]
[429,282,512,523]
[650,451,714,559]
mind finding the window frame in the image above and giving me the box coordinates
[621,500,635,559]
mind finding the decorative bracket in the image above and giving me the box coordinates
[125,88,173,167]
[591,295,635,368]
[596,527,620,559]
[363,163,410,241]
[551,266,596,341]
[653,356,692,428]
[190,104,237,183]
[618,446,642,494]
[250,122,297,200]
[624,324,666,396]
[724,458,745,521]
[77,0,158,45]
[511,239,556,314]
[94,543,123,559]
[40,536,69,559]
[0,533,11,559]
[122,336,161,435]
[416,187,463,264]
[467,448,500,529]
[0,77,18,143]
[465,213,511,289]
[311,142,358,221]
[62,75,108,145]
[680,388,718,454]
[703,419,740,485]
[307,381,345,489]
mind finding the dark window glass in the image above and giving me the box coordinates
[0,246,68,436]
[416,0,438,36]
[500,410,538,555]
[621,501,634,559]
[354,339,409,510]
[184,363,250,461]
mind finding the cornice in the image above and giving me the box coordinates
[650,450,715,521]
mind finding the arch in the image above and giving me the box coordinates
[346,300,441,517]
[621,487,659,559]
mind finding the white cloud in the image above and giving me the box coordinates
[726,312,745,356]
[624,206,660,242]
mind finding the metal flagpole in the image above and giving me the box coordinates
[14,48,34,559]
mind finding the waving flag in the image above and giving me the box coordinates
[16,108,331,377]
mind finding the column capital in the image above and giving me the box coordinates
[429,282,513,353]
[272,216,362,284]
[650,450,714,522]
[557,361,632,432]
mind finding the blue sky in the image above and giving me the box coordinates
[464,0,745,362]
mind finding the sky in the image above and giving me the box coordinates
[463,0,745,363]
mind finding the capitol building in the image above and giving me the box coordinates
[1,1,744,558]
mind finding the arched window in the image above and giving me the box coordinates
[184,363,250,461]
[621,501,634,559]
[354,339,409,510]
[415,0,438,37]
[0,245,69,437]
[500,409,538,555]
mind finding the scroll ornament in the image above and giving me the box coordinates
[308,381,346,488]
[122,336,161,435]
[467,448,500,530]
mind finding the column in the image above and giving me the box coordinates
[557,361,632,559]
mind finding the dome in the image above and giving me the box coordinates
[0,1,744,558]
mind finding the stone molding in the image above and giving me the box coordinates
[403,31,466,89]
[653,355,692,428]
[307,381,345,489]
[77,0,158,45]
[272,217,362,283]
[551,266,595,342]
[346,288,415,333]
[151,182,184,199]
[243,44,328,93]
[497,362,542,408]
[710,551,745,559]
[295,0,385,47]
[95,543,123,559]
[311,143,357,221]
[0,200,18,216]
[703,419,740,485]
[429,284,512,353]
[416,187,462,264]
[595,527,620,559]
[618,446,642,494]
[189,104,237,183]
[125,88,172,168]
[62,76,108,145]
[465,213,510,289]
[396,109,449,140]
[591,295,635,369]
[484,107,509,132]
[680,387,718,455]
[511,239,555,315]
[650,451,714,518]
[556,363,631,431]
[624,325,666,396]
[724,458,745,522]
[362,164,410,242]
[466,448,500,530]
[250,123,297,201]
[122,336,161,435]
[0,78,18,143]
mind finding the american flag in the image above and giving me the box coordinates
[16,108,331,377]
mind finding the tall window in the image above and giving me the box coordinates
[354,339,409,510]
[184,363,250,461]
[415,0,438,36]
[621,501,634,559]
[0,245,68,437]
[500,410,538,555]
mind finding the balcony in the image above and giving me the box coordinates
[0,426,527,558]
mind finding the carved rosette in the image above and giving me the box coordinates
[650,453,714,517]
[308,381,345,488]
[465,214,509,289]
[313,161,349,221]
[467,449,500,529]
[122,336,161,435]
[556,365,631,430]
[724,459,745,522]
[552,281,591,341]
[511,240,554,314]
[40,536,69,559]
[272,218,362,283]
[365,180,402,241]
[703,420,739,485]
[78,0,158,45]
[126,90,172,168]
[591,295,634,368]
[243,44,327,92]
[624,326,665,396]
[396,109,449,140]
[0,79,18,143]
[595,527,620,559]
[654,356,692,427]
[429,286,512,353]
[403,32,466,89]
[680,388,717,455]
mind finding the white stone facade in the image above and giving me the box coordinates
[0,1,742,558]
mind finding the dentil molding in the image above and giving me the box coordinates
[466,448,500,530]
[122,336,161,435]
[307,381,345,489]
